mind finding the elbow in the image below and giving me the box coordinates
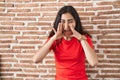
[32,57,42,63]
[90,59,98,67]
[33,59,38,63]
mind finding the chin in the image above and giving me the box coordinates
[64,34,72,38]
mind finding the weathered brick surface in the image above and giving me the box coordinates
[0,0,120,80]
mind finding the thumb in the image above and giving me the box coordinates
[52,27,56,33]
[70,34,75,38]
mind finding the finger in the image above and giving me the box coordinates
[57,23,61,31]
[59,23,63,32]
[70,34,75,38]
[52,27,56,33]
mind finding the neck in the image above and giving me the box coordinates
[64,36,71,41]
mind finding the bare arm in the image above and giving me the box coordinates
[33,23,63,63]
[32,36,56,63]
[81,39,98,66]
[69,24,98,66]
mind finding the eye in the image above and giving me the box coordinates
[60,19,65,23]
[68,20,73,23]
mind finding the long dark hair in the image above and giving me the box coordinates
[49,5,90,38]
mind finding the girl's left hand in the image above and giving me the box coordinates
[69,23,86,41]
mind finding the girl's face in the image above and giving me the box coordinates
[60,13,76,37]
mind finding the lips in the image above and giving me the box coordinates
[63,30,73,37]
[63,30,71,32]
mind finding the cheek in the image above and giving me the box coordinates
[69,22,76,28]
[73,22,76,28]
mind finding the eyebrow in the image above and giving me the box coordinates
[61,19,73,21]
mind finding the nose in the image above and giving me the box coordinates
[64,22,70,30]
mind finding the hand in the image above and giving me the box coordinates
[69,23,86,41]
[52,23,64,40]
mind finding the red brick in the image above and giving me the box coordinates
[1,68,21,72]
[39,17,55,21]
[97,1,113,5]
[0,13,15,16]
[8,9,31,12]
[86,6,112,11]
[98,10,120,16]
[0,8,5,12]
[33,7,57,12]
[92,16,113,20]
[14,64,36,68]
[97,64,120,68]
[17,13,40,16]
[1,22,24,25]
[41,74,55,78]
[28,22,51,26]
[97,45,120,48]
[41,3,64,7]
[0,45,10,48]
[101,40,120,44]
[0,26,13,30]
[1,59,18,63]
[109,20,120,24]
[33,0,55,2]
[24,69,47,73]
[15,27,38,30]
[38,65,55,69]
[7,0,31,2]
[0,50,21,53]
[20,41,42,44]
[0,78,23,80]
[104,50,120,54]
[0,31,20,34]
[16,73,39,78]
[15,3,39,7]
[0,17,11,20]
[0,0,4,2]
[0,40,18,43]
[0,36,13,39]
[79,12,95,16]
[0,3,14,7]
[107,55,120,58]
[0,63,12,67]
[1,73,14,76]
[13,18,36,21]
[59,0,83,2]
[114,5,120,8]
[101,30,120,35]
[96,74,120,78]
[12,46,35,49]
[97,35,120,39]
[20,60,33,63]
[16,36,39,39]
[98,25,120,29]
[16,55,33,58]
[68,2,93,6]
[23,31,46,35]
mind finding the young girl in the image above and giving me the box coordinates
[33,5,98,80]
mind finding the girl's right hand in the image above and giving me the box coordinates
[52,23,64,40]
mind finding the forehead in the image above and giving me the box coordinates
[61,13,74,19]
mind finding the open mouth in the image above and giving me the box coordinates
[63,30,73,37]
[63,30,71,32]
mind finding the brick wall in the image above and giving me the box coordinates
[0,0,120,80]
